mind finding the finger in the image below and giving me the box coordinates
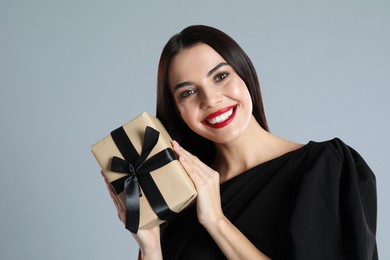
[101,171,115,191]
[177,153,203,182]
[173,141,217,179]
[174,149,218,192]
[172,140,199,161]
[109,190,126,222]
[101,171,126,224]
[178,154,220,195]
[101,171,117,197]
[101,171,126,210]
[172,141,208,170]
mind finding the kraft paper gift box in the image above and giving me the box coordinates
[91,112,197,233]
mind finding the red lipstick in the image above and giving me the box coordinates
[201,104,237,129]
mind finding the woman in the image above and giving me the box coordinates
[103,25,378,259]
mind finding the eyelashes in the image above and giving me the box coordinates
[179,89,196,100]
[214,72,229,82]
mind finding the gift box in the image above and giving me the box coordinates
[91,112,197,233]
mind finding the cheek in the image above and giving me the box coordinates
[233,86,245,97]
[178,105,202,132]
[233,80,253,113]
[243,88,253,112]
[229,79,251,100]
[177,105,192,124]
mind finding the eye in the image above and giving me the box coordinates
[179,89,196,99]
[215,72,229,82]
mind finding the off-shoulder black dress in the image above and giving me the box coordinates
[161,138,378,259]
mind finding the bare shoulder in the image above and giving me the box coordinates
[273,137,305,157]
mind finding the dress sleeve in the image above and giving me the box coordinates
[289,138,378,260]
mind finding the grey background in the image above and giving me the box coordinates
[1,0,388,259]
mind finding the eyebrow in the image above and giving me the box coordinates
[172,62,229,93]
[173,81,193,93]
[207,62,229,77]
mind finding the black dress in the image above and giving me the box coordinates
[161,138,378,259]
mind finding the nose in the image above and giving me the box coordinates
[199,87,222,109]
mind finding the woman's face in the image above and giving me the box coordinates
[168,44,253,144]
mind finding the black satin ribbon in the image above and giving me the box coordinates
[110,126,177,233]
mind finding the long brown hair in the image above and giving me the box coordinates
[156,25,269,165]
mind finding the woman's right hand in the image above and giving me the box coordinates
[101,171,162,260]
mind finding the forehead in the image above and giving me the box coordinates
[168,44,226,83]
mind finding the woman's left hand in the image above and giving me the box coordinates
[172,141,270,260]
[172,140,224,228]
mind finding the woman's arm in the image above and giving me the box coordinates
[172,141,270,260]
[101,171,163,260]
[206,216,270,260]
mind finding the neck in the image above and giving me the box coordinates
[213,116,303,183]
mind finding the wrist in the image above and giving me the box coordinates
[202,214,229,233]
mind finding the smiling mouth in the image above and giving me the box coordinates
[207,108,234,124]
[202,105,237,128]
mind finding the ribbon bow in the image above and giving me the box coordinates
[110,126,177,233]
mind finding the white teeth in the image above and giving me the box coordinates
[207,108,234,124]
